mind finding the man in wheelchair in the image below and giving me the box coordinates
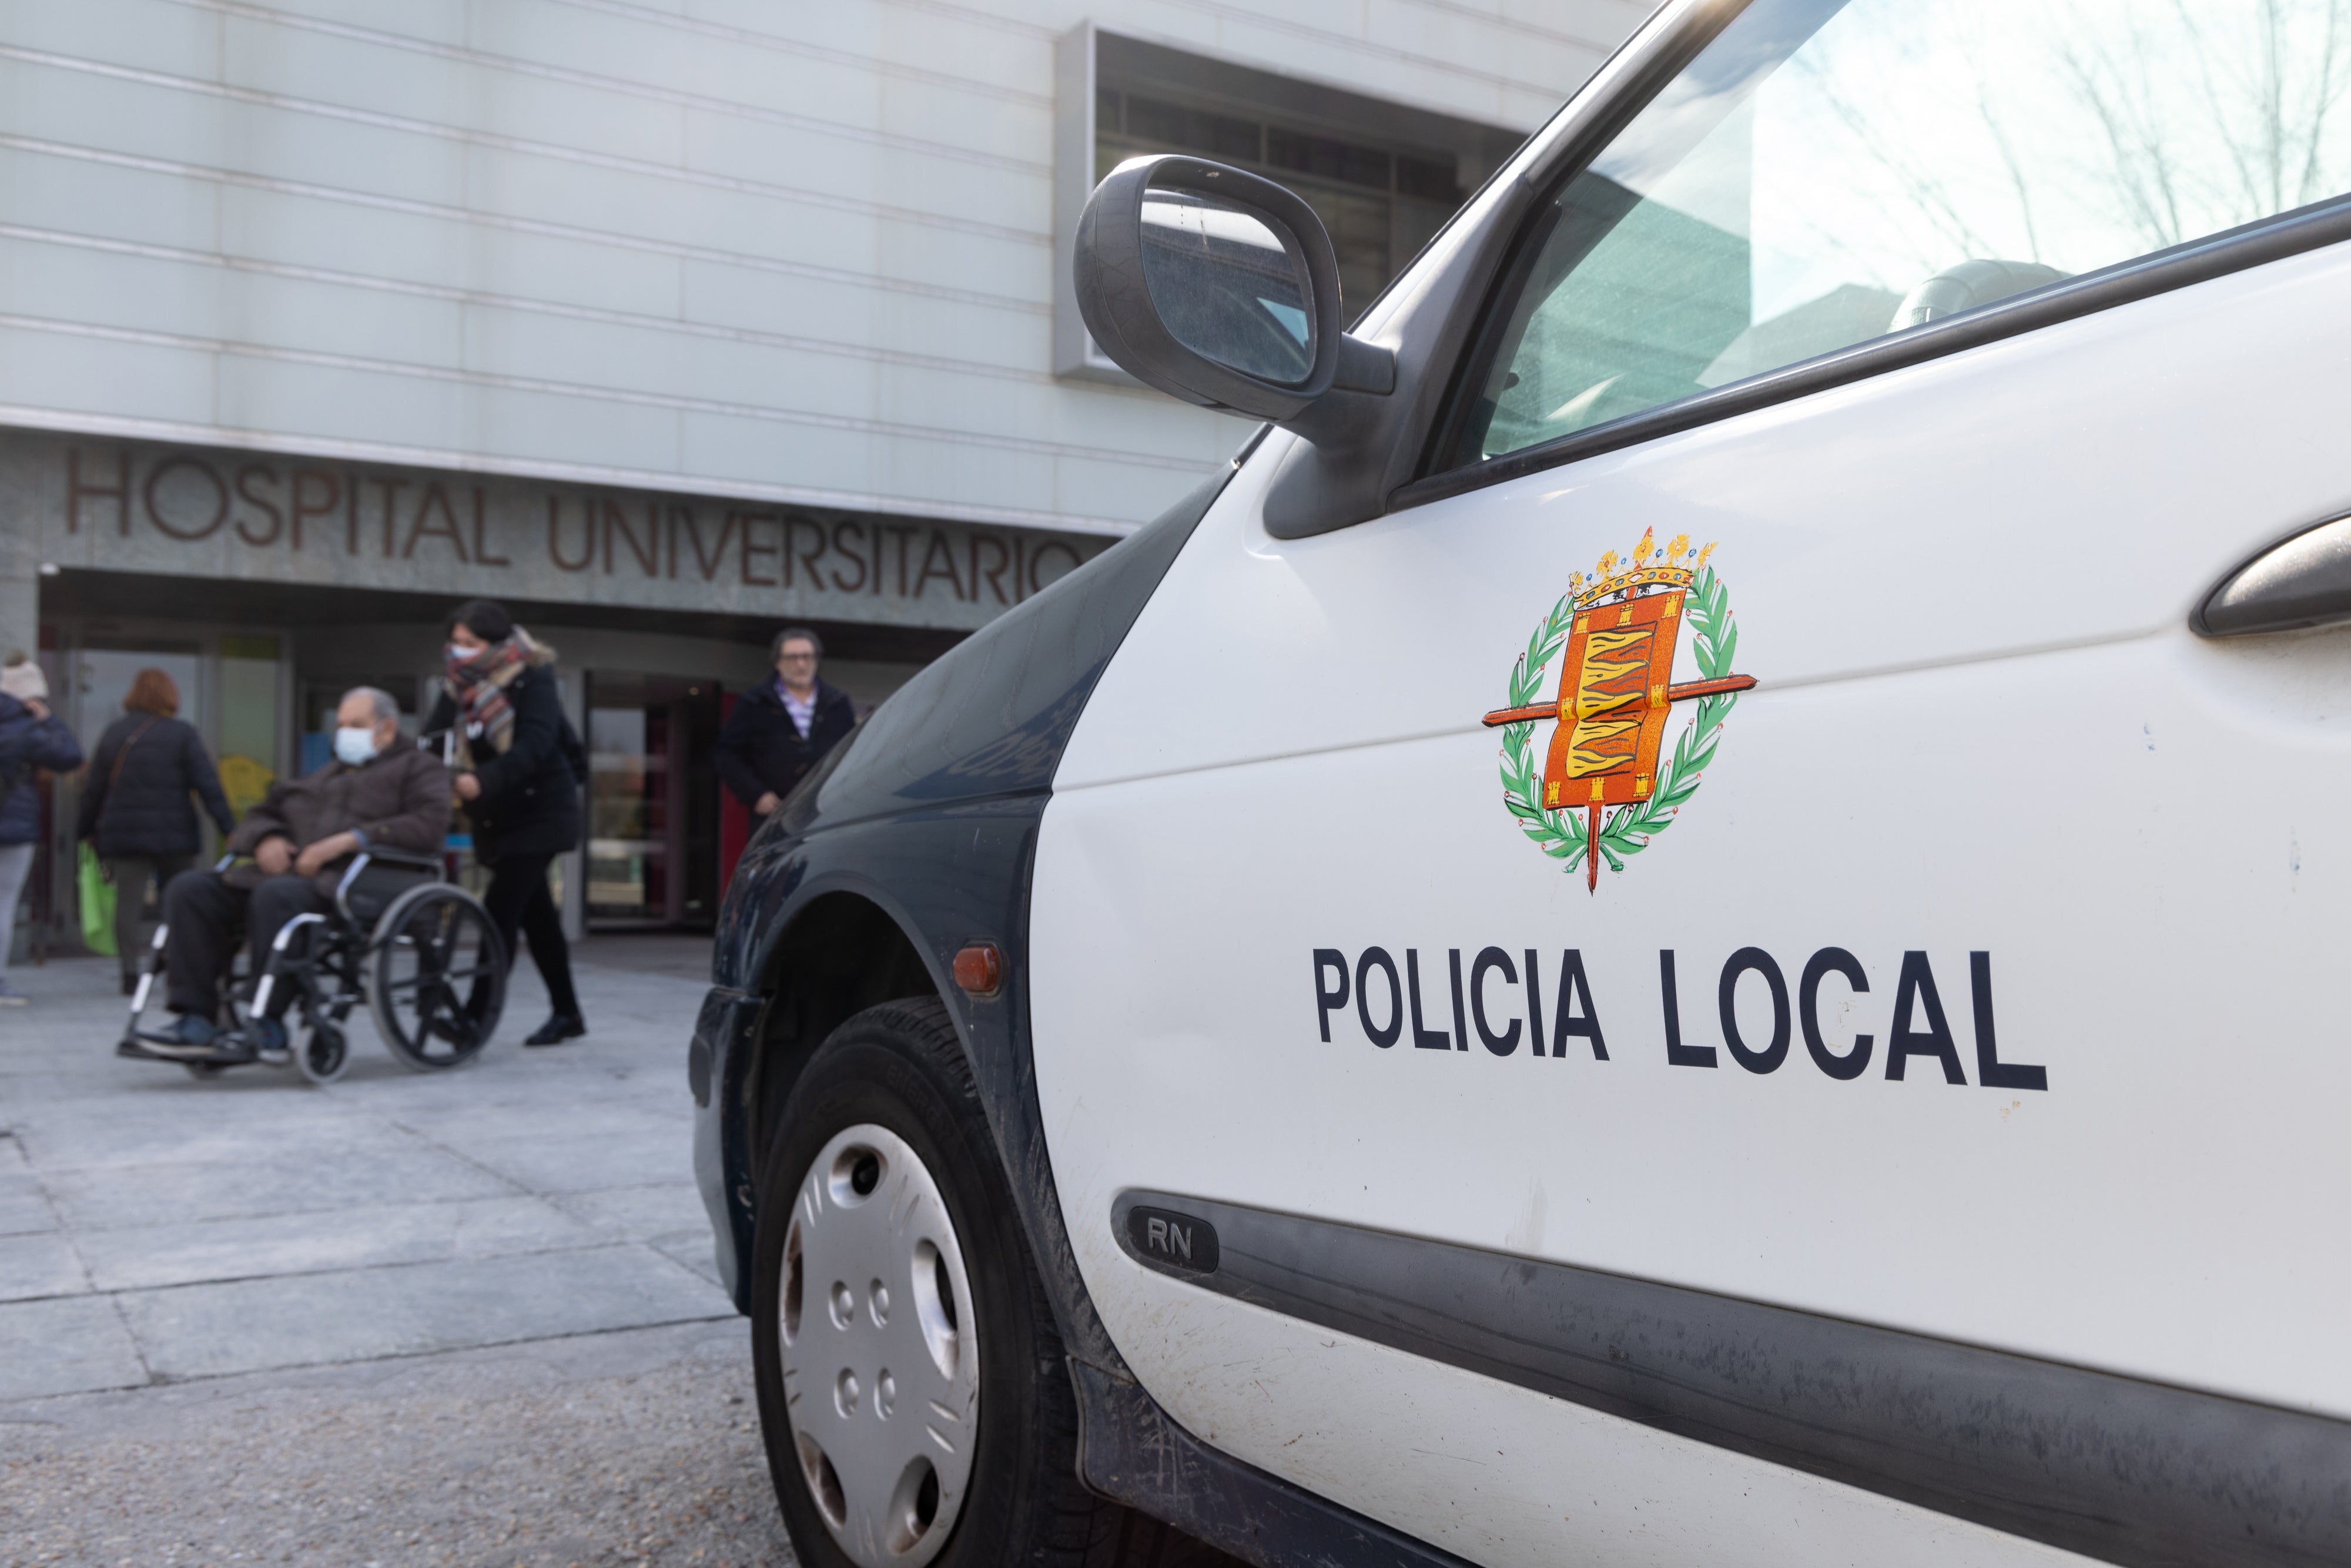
[146,687,451,1061]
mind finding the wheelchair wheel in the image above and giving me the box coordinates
[369,884,507,1072]
[297,1023,349,1085]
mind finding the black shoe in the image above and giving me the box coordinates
[208,1030,260,1064]
[429,1011,480,1047]
[523,1013,587,1047]
[162,1013,219,1048]
[245,1018,290,1065]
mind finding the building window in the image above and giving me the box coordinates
[1054,27,1523,381]
[1096,88,1472,321]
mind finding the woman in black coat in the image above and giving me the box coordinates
[424,599,587,1046]
[76,668,236,994]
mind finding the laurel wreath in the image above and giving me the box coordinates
[1496,566,1739,876]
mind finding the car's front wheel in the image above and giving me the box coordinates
[750,997,1232,1568]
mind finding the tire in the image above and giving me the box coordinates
[751,999,1237,1568]
[296,1023,348,1084]
[367,884,504,1071]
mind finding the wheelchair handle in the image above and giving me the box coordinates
[333,845,447,926]
[351,845,444,872]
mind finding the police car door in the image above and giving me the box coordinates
[1034,1,2351,1563]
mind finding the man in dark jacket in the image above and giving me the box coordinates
[0,654,85,1006]
[716,628,857,816]
[150,687,450,1055]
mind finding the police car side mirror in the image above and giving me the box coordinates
[1074,156,1396,422]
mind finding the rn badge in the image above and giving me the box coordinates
[1483,531,1754,892]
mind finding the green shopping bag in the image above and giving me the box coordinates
[77,843,116,957]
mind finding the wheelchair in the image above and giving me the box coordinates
[118,846,508,1084]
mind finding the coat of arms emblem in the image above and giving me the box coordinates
[1484,530,1754,891]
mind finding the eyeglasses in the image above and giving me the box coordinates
[778,652,817,662]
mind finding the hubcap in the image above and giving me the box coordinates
[779,1124,978,1566]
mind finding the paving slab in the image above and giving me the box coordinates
[0,1294,148,1398]
[0,1191,54,1235]
[386,1095,695,1143]
[0,941,746,1516]
[39,1143,523,1231]
[0,1170,53,1236]
[651,1231,729,1288]
[445,1123,701,1194]
[0,1230,89,1301]
[0,1320,792,1567]
[118,1243,732,1380]
[72,1195,602,1292]
[8,1101,430,1172]
[552,1181,712,1241]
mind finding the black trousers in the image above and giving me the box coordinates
[162,870,330,1019]
[477,850,580,1018]
[104,853,193,982]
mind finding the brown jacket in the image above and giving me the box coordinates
[225,744,451,893]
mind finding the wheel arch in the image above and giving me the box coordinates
[742,881,942,1201]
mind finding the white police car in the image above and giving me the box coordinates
[692,1,2351,1563]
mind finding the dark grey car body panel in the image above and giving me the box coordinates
[692,468,1231,1352]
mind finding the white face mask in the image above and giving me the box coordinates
[447,644,482,662]
[333,726,380,766]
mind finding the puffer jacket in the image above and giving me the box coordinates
[0,692,84,846]
[76,713,236,859]
[422,654,582,863]
[223,743,452,895]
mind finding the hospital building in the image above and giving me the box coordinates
[0,0,1636,943]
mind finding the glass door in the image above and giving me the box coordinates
[587,684,667,924]
[584,673,722,928]
[215,634,283,818]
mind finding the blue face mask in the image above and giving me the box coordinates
[333,727,379,766]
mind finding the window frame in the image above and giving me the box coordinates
[1392,0,2351,515]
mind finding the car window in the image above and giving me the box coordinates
[1448,0,2351,465]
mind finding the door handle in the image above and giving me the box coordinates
[2193,513,2351,637]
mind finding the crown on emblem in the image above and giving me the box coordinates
[1568,527,1717,609]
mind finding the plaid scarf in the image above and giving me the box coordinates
[446,632,533,760]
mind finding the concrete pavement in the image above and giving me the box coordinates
[0,936,792,1566]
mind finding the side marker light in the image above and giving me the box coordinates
[953,943,1002,999]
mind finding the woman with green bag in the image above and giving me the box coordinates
[77,843,113,956]
[77,669,235,996]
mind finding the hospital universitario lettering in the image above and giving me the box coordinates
[19,434,1109,631]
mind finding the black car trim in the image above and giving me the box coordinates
[1396,190,2351,517]
[1113,1190,2351,1568]
[1397,0,2351,516]
[1402,0,1749,490]
[688,987,762,1304]
[1072,1362,1476,1568]
[1254,0,1740,538]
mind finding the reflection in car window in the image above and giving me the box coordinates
[1454,0,2351,464]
